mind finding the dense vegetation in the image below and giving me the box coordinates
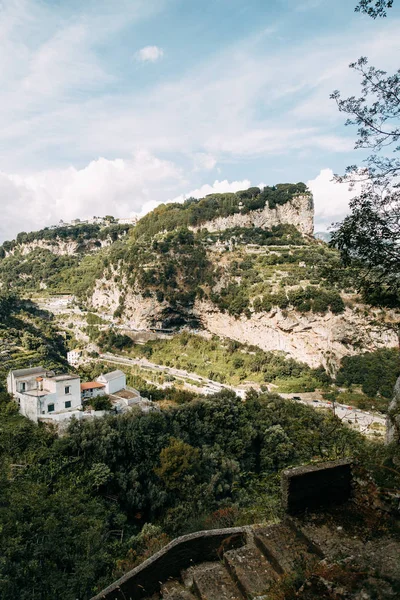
[0,387,368,599]
[132,183,310,240]
[105,332,327,390]
[336,348,400,399]
[0,248,105,296]
[0,222,129,255]
[0,184,352,324]
[0,292,70,381]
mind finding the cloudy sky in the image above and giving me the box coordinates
[0,0,399,242]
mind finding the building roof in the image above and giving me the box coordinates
[81,382,106,391]
[52,374,79,382]
[9,366,48,378]
[97,370,125,382]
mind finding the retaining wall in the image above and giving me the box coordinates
[91,527,247,600]
[281,458,353,514]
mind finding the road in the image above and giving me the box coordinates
[99,352,386,436]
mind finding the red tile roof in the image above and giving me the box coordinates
[81,382,106,391]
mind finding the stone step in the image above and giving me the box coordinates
[191,561,244,600]
[223,543,278,598]
[254,522,323,576]
[161,579,198,599]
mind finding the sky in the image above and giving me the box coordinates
[0,0,399,242]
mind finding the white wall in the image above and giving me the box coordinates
[82,387,105,400]
[17,393,41,423]
[54,378,81,412]
[8,370,47,395]
[98,373,126,394]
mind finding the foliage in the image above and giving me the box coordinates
[127,332,328,388]
[330,56,400,309]
[336,348,400,399]
[97,330,134,352]
[132,184,310,240]
[355,0,394,18]
[90,395,113,411]
[0,247,105,298]
[216,284,345,317]
[0,292,70,383]
[202,224,305,246]
[0,222,129,254]
[0,356,389,600]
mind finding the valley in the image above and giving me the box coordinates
[0,183,398,599]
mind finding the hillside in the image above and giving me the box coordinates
[0,292,70,388]
[0,185,399,600]
[0,183,398,372]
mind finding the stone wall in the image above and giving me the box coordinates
[91,528,246,600]
[281,459,353,514]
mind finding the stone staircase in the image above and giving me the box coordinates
[144,520,322,600]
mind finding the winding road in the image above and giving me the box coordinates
[99,352,386,436]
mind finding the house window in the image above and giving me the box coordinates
[65,386,71,395]
[65,400,71,409]
[48,404,55,413]
[20,382,26,392]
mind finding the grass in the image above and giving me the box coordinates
[274,375,321,393]
[125,332,318,388]
[334,390,389,414]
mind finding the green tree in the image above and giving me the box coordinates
[355,0,394,18]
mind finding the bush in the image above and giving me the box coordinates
[336,348,400,400]
[90,395,112,411]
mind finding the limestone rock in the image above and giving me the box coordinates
[386,375,400,445]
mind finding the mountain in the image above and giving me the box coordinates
[0,183,398,372]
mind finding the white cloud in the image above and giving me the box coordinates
[192,153,217,171]
[307,168,361,231]
[170,179,252,204]
[0,151,183,242]
[135,45,164,62]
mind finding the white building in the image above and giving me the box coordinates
[7,367,82,423]
[81,381,106,400]
[67,349,82,366]
[96,370,126,394]
[118,217,138,226]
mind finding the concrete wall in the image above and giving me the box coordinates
[18,393,41,422]
[99,374,126,395]
[281,459,353,514]
[8,370,47,395]
[52,378,81,412]
[91,528,247,600]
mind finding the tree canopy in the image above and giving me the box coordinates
[355,0,394,18]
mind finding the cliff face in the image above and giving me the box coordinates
[4,237,113,257]
[190,195,314,236]
[194,300,398,371]
[89,271,398,370]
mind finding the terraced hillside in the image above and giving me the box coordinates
[0,184,398,372]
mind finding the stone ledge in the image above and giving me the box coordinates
[281,458,353,514]
[91,527,247,600]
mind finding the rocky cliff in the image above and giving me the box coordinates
[89,270,398,371]
[190,194,314,237]
[4,237,113,257]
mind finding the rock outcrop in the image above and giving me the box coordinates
[89,271,398,370]
[194,300,398,370]
[4,237,114,257]
[387,375,400,445]
[190,194,314,236]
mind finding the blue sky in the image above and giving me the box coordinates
[0,0,399,241]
